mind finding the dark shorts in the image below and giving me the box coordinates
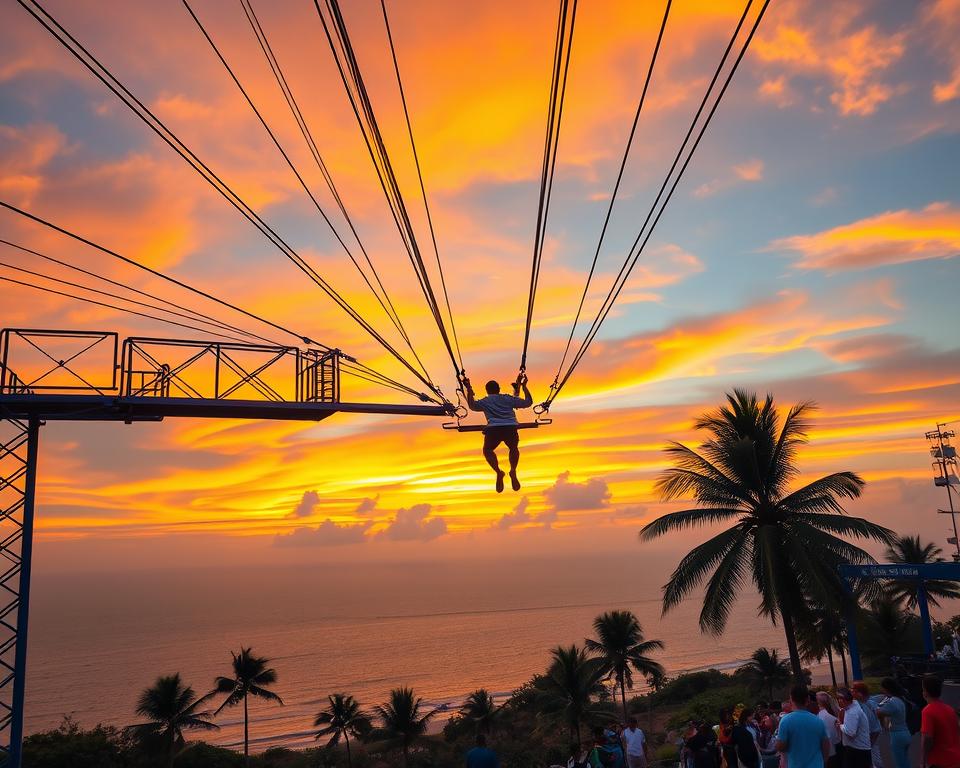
[483,425,520,451]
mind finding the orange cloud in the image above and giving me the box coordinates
[753,6,906,116]
[770,202,960,271]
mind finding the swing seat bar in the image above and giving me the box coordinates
[442,419,551,432]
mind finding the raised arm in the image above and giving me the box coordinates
[512,373,533,408]
[463,378,481,411]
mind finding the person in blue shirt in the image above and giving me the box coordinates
[777,685,831,768]
[466,733,500,768]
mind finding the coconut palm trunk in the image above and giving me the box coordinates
[243,693,249,763]
[839,644,849,686]
[826,645,837,688]
[345,732,353,768]
[619,673,629,723]
[779,600,804,682]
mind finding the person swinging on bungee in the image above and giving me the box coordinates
[463,373,533,493]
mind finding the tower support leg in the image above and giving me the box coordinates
[0,416,40,768]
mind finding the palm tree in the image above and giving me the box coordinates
[741,648,791,701]
[797,606,849,688]
[375,687,436,767]
[537,644,607,751]
[314,693,370,768]
[131,674,218,768]
[210,648,283,763]
[460,688,499,735]
[884,534,960,609]
[640,390,895,680]
[585,610,664,721]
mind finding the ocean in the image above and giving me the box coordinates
[25,554,786,751]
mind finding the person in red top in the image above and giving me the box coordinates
[922,675,960,768]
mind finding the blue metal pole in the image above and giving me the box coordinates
[842,575,863,681]
[9,417,39,768]
[918,580,934,656]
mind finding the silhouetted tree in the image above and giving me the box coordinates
[885,534,960,609]
[314,693,370,768]
[132,674,217,768]
[585,610,664,721]
[537,644,607,751]
[741,648,791,701]
[210,648,282,764]
[375,687,436,767]
[641,390,894,680]
[459,689,500,735]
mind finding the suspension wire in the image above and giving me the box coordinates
[544,0,769,408]
[0,201,438,404]
[550,0,672,391]
[314,0,462,381]
[0,238,279,346]
[185,0,433,385]
[0,200,319,348]
[16,0,446,405]
[0,274,254,343]
[0,256,269,342]
[379,0,463,375]
[236,0,418,365]
[519,0,578,374]
[0,271,427,400]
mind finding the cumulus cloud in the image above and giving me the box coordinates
[496,496,532,530]
[355,496,378,515]
[274,519,373,547]
[543,472,612,512]
[289,490,320,518]
[753,10,906,116]
[380,503,447,542]
[770,202,960,271]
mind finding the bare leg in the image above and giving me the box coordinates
[484,448,505,493]
[508,447,521,491]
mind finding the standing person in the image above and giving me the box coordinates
[816,692,842,768]
[623,717,649,768]
[466,733,500,768]
[837,688,872,768]
[687,722,721,768]
[921,675,960,768]
[734,708,761,768]
[876,678,910,768]
[852,683,883,768]
[463,374,533,493]
[720,710,738,768]
[776,685,831,768]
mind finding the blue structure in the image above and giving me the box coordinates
[839,562,960,679]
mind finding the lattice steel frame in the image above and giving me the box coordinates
[0,416,39,767]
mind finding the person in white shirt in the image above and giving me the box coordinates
[837,688,871,768]
[623,717,649,768]
[464,374,533,493]
[816,692,842,768]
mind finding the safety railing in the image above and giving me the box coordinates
[0,329,341,404]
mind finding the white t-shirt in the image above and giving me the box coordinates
[472,392,532,426]
[623,727,646,757]
[818,710,839,755]
[839,701,871,750]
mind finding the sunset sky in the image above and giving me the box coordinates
[1,0,958,572]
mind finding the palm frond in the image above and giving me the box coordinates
[640,507,744,542]
[699,535,750,634]
[662,524,750,612]
[777,472,865,509]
